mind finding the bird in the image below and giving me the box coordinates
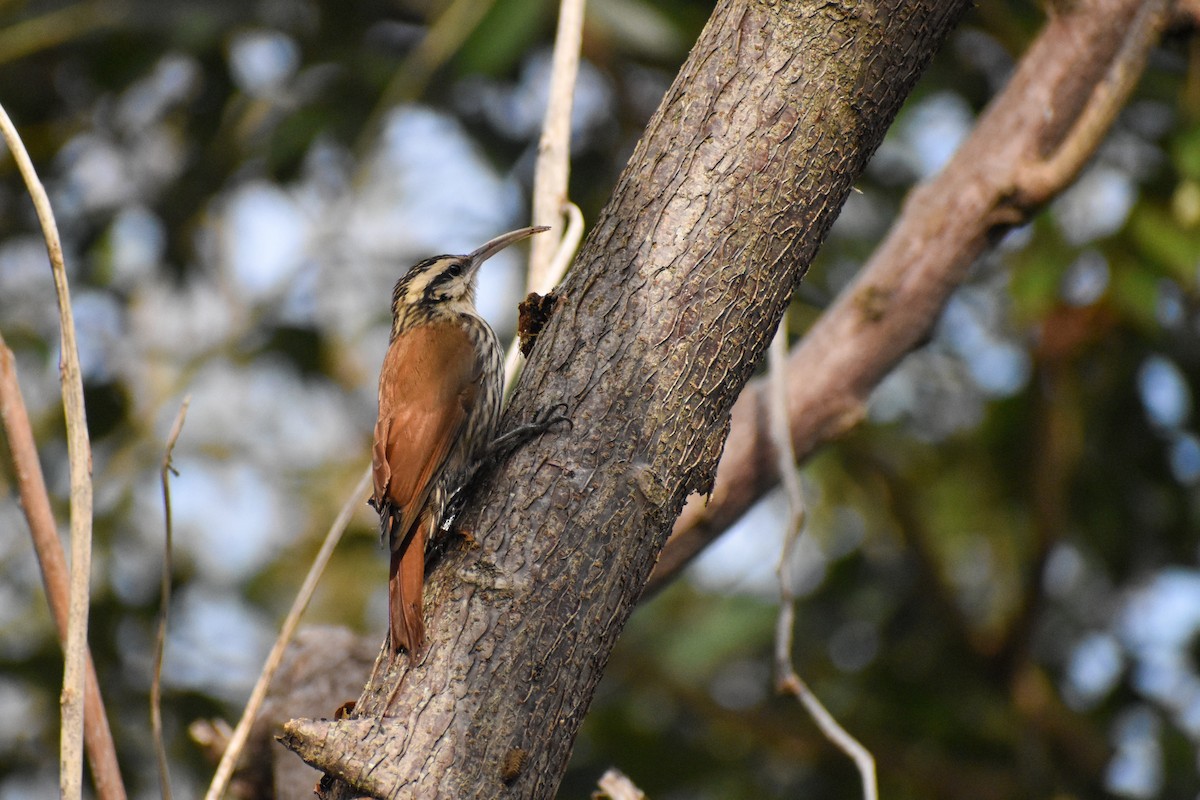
[370,225,551,656]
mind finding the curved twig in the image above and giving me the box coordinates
[0,100,95,800]
[768,321,877,800]
[152,398,190,800]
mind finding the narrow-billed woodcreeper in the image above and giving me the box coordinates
[371,226,549,655]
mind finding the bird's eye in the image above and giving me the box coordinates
[446,263,463,279]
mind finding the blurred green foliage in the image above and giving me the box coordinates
[0,1,1199,799]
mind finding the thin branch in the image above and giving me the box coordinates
[505,0,589,393]
[151,398,190,800]
[647,0,1171,594]
[768,325,804,680]
[0,336,125,800]
[528,0,587,288]
[767,321,877,800]
[546,200,585,285]
[0,100,95,800]
[1020,0,1164,204]
[503,201,584,393]
[203,468,372,800]
[775,671,878,796]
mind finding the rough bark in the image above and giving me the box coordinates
[280,0,970,796]
[647,0,1172,593]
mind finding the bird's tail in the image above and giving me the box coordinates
[388,517,428,655]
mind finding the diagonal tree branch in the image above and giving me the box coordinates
[648,0,1173,593]
[282,1,972,796]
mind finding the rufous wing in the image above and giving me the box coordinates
[372,321,483,653]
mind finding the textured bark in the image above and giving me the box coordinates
[648,0,1172,592]
[281,0,970,796]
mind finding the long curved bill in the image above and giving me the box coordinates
[467,226,550,268]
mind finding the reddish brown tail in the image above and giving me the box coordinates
[388,518,428,655]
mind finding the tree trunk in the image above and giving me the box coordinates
[281,0,971,796]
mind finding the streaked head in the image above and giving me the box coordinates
[391,226,549,327]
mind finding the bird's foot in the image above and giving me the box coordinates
[486,402,571,464]
[437,404,570,534]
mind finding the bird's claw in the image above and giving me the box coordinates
[447,403,573,520]
[532,402,571,432]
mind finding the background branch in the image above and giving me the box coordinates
[648,0,1173,593]
[502,0,588,393]
[152,398,190,800]
[0,336,125,800]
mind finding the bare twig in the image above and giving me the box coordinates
[769,325,805,674]
[546,200,584,285]
[647,0,1171,594]
[1020,0,1164,204]
[151,398,190,800]
[767,321,877,800]
[768,323,806,618]
[503,0,588,393]
[528,0,587,287]
[203,468,372,800]
[503,201,584,392]
[0,100,95,800]
[0,336,125,800]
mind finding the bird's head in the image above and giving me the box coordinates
[390,226,548,329]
